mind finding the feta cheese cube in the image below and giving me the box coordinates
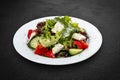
[52,43,64,54]
[72,33,86,40]
[51,22,64,33]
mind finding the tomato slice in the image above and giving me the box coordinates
[34,44,48,55]
[27,29,33,39]
[80,40,88,49]
[73,40,83,49]
[34,45,55,58]
[73,40,88,49]
[44,50,55,58]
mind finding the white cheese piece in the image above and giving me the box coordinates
[52,43,64,54]
[72,33,86,40]
[51,21,64,33]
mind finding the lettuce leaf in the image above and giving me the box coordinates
[39,31,62,47]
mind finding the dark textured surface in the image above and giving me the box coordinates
[0,0,120,80]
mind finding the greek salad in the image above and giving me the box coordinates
[27,16,88,58]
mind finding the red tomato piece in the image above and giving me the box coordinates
[80,40,88,49]
[27,29,33,39]
[73,40,83,49]
[44,50,55,58]
[34,44,48,55]
[73,40,88,49]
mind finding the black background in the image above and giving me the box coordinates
[1,0,120,80]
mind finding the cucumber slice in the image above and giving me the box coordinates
[69,49,83,55]
[27,36,40,49]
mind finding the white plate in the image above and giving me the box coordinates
[13,16,103,65]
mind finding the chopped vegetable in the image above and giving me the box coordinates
[69,49,83,55]
[36,22,46,29]
[73,40,88,49]
[34,44,48,55]
[27,29,33,39]
[39,32,61,47]
[73,40,83,49]
[27,36,40,49]
[44,50,55,58]
[80,40,88,49]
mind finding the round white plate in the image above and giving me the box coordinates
[13,16,103,65]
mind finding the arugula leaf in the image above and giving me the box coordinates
[55,16,71,28]
[46,19,56,29]
[63,16,71,22]
[71,23,78,28]
[39,30,62,47]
